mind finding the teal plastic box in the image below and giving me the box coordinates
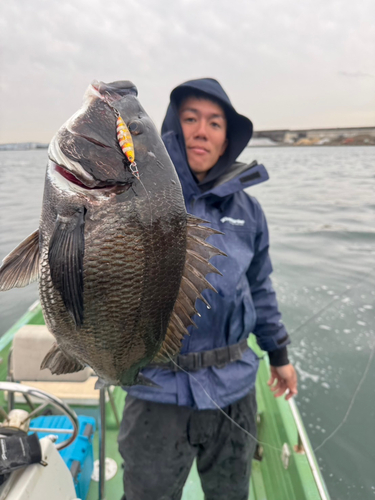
[30,414,96,500]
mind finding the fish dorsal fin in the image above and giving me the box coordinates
[153,215,226,362]
[0,230,39,291]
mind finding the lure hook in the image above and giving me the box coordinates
[102,93,139,181]
[116,115,139,180]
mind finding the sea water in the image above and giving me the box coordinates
[0,146,374,499]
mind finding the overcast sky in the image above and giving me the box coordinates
[0,0,374,143]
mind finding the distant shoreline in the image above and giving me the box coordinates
[2,124,375,152]
[0,143,49,151]
[1,143,374,152]
[251,126,375,147]
[248,143,375,148]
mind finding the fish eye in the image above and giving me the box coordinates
[128,120,144,135]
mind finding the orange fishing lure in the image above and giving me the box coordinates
[116,115,139,180]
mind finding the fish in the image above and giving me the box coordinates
[0,80,225,387]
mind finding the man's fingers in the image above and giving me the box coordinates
[288,383,298,396]
[268,364,298,399]
[273,386,287,398]
[270,380,283,392]
[271,380,287,395]
[285,390,295,401]
[287,378,298,396]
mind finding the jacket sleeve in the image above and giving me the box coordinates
[246,200,290,365]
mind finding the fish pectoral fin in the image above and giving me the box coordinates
[41,343,85,375]
[0,230,39,291]
[153,215,225,363]
[48,209,85,328]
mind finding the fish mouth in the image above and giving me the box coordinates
[50,161,131,193]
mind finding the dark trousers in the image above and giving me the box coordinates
[118,390,257,500]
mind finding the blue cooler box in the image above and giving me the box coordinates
[30,415,96,500]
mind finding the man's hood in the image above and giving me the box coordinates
[161,78,253,190]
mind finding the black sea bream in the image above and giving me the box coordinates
[0,81,224,387]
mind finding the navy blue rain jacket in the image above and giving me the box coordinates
[127,78,290,409]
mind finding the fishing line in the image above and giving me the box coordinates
[168,343,375,457]
[166,353,283,453]
[288,268,375,452]
[313,340,375,453]
[165,269,375,455]
[137,176,158,264]
[289,268,375,338]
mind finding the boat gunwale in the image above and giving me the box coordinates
[288,397,330,500]
[250,335,331,500]
[0,300,41,351]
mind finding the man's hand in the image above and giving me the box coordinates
[267,364,298,400]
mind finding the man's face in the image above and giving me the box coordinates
[179,97,228,181]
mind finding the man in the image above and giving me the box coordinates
[118,78,298,500]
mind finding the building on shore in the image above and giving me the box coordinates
[251,127,375,146]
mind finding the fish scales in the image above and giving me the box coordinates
[39,177,186,383]
[0,80,225,387]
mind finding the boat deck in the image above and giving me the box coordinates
[0,302,330,500]
[84,366,323,500]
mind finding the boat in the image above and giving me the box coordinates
[0,300,331,500]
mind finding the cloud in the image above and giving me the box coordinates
[338,71,374,78]
[1,0,375,142]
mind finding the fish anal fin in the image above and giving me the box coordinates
[0,230,39,291]
[48,208,85,328]
[40,343,85,375]
[154,216,225,363]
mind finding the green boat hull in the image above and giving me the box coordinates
[0,302,330,500]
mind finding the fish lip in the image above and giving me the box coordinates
[86,82,108,105]
[88,81,104,100]
[89,80,137,105]
[50,161,131,192]
[86,82,118,110]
